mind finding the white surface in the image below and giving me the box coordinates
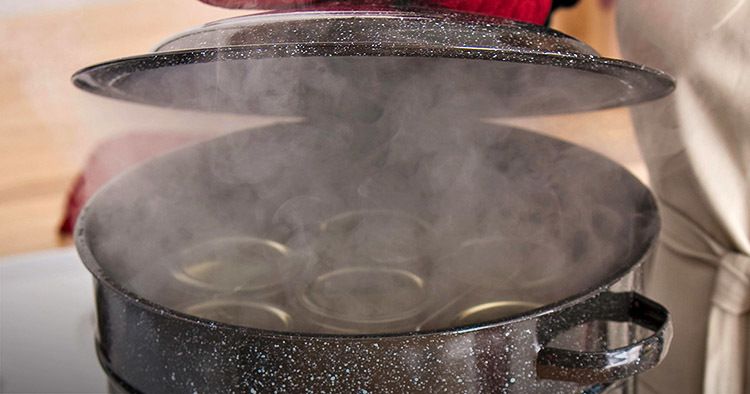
[0,248,107,393]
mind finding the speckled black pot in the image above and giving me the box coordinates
[76,123,671,394]
[90,281,668,394]
[91,282,667,394]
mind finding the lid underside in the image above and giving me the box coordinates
[72,10,674,117]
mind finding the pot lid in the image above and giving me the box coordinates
[72,9,674,118]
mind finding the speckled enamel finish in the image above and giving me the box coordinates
[92,279,653,393]
[96,280,541,393]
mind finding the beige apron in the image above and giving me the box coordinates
[617,1,750,393]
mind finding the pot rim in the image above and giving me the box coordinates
[74,131,660,340]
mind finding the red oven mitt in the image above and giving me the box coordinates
[200,0,557,25]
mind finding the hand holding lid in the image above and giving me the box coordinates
[199,0,556,24]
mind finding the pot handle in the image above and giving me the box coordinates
[536,291,672,385]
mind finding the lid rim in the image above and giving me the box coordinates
[72,9,675,115]
[72,43,674,116]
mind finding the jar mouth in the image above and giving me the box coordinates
[456,301,543,326]
[317,209,434,268]
[184,298,293,330]
[169,236,291,293]
[300,266,429,325]
[436,236,566,289]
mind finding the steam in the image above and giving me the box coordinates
[81,52,653,334]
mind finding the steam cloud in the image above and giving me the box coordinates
[80,51,652,334]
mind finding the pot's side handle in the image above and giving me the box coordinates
[536,292,672,385]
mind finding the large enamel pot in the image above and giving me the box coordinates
[76,121,671,394]
[73,9,675,393]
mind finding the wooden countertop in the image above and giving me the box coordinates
[0,1,642,257]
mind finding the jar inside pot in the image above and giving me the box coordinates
[169,237,293,294]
